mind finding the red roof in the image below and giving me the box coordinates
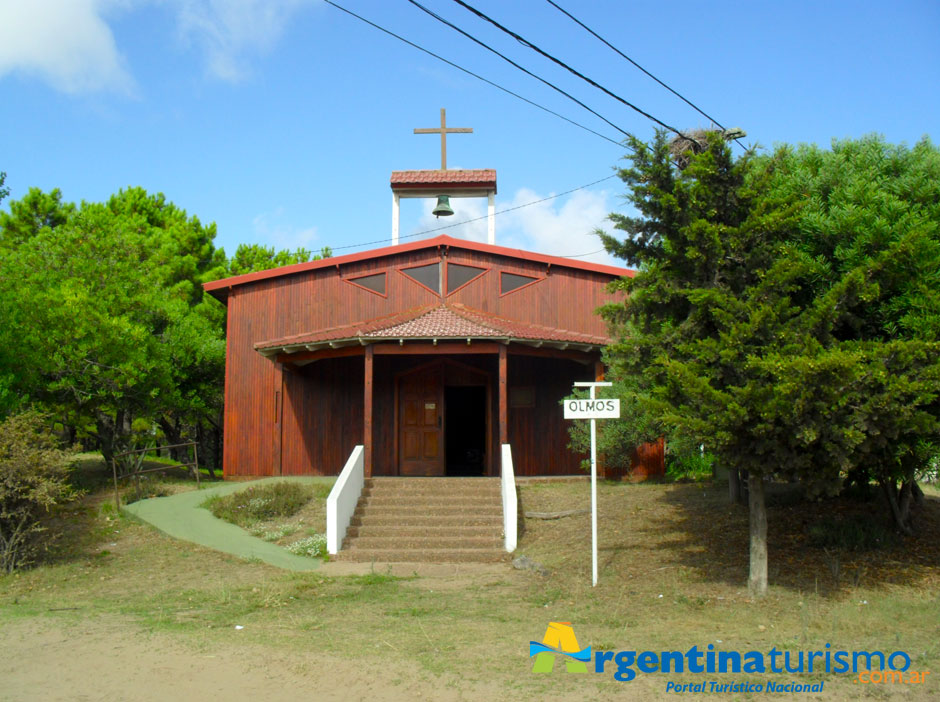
[204,234,633,302]
[391,169,496,191]
[255,303,611,356]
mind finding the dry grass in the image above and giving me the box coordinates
[1,463,938,700]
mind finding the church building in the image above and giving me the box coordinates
[204,111,657,481]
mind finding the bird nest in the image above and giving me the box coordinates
[668,129,714,170]
[669,127,745,169]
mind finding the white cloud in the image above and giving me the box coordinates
[173,0,313,82]
[252,206,320,252]
[0,0,134,94]
[415,196,490,244]
[501,187,618,265]
[412,187,621,267]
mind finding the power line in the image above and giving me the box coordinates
[559,247,605,259]
[544,1,726,130]
[321,0,622,147]
[404,0,637,140]
[325,173,619,253]
[449,0,698,144]
[543,0,746,150]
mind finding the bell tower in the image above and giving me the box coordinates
[391,108,497,245]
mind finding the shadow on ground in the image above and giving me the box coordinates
[634,481,940,595]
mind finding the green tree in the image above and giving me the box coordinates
[598,132,940,595]
[759,136,940,532]
[0,186,75,249]
[0,184,333,473]
[0,188,229,469]
[0,204,174,463]
[221,242,332,277]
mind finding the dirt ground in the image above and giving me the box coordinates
[0,615,521,702]
[2,474,936,701]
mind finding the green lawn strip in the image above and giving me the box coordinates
[122,477,333,571]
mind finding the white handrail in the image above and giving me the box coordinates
[501,443,517,553]
[326,445,365,555]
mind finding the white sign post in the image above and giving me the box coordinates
[567,381,618,587]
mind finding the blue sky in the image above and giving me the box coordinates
[1,0,938,266]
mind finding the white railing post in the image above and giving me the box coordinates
[501,443,517,553]
[327,445,365,555]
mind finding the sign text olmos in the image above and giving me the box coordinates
[563,398,621,419]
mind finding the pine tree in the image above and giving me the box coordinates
[599,132,940,595]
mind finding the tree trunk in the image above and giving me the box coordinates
[96,409,125,468]
[881,478,915,536]
[747,472,768,597]
[728,467,742,504]
[195,422,216,479]
[159,418,186,461]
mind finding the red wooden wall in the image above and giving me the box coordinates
[219,242,627,478]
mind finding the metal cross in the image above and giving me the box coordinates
[414,108,472,170]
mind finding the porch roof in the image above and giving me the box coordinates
[255,303,612,357]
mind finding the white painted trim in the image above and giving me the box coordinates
[326,445,365,555]
[487,191,495,245]
[392,192,400,246]
[501,443,517,553]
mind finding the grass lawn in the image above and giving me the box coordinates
[1,457,937,700]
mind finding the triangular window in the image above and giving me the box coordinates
[446,263,486,294]
[347,272,386,296]
[402,262,441,294]
[500,271,540,294]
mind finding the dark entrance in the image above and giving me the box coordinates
[445,386,487,476]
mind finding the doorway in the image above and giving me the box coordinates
[398,364,444,476]
[444,386,487,476]
[396,360,491,477]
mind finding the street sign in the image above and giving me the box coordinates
[564,381,616,587]
[563,398,621,419]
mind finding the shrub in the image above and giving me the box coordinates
[666,450,715,482]
[0,411,76,572]
[249,523,300,542]
[807,514,898,551]
[286,533,327,558]
[203,481,313,527]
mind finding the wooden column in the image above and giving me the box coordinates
[273,362,283,476]
[594,358,605,382]
[364,344,374,477]
[498,344,508,445]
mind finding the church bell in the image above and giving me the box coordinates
[432,195,454,218]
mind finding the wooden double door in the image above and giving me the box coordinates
[397,361,489,476]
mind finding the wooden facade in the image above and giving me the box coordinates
[205,234,659,479]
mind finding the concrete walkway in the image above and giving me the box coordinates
[122,478,332,572]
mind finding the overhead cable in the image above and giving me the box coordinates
[325,173,619,253]
[321,0,622,147]
[544,0,745,149]
[404,0,636,140]
[449,0,697,143]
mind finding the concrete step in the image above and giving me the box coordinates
[354,505,502,518]
[362,483,500,497]
[333,548,507,563]
[342,535,503,550]
[350,514,502,528]
[338,477,505,563]
[360,495,500,508]
[346,524,499,538]
[369,477,499,486]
